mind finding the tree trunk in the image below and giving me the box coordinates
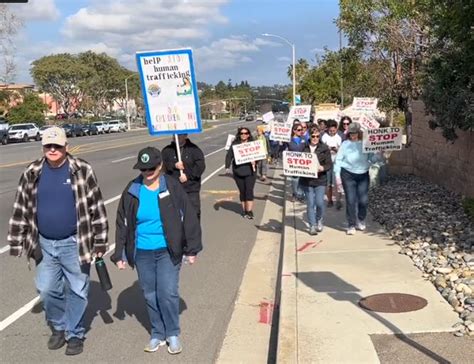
[399,96,413,146]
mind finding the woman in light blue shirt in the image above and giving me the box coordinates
[334,122,373,235]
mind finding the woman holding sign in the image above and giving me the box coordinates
[299,126,333,235]
[334,122,374,235]
[225,127,257,219]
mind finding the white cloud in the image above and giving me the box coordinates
[12,0,60,21]
[277,56,291,62]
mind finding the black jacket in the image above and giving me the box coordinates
[299,142,333,187]
[110,174,202,268]
[162,139,206,193]
[225,140,255,177]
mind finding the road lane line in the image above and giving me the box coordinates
[0,245,9,254]
[111,156,135,163]
[0,149,228,331]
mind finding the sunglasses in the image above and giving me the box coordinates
[43,144,64,150]
[311,134,320,138]
[240,132,249,135]
[294,128,302,132]
[343,122,350,125]
[140,168,156,172]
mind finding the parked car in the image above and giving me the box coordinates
[245,114,255,121]
[92,121,107,134]
[7,123,41,142]
[82,123,99,135]
[39,125,53,138]
[62,123,85,137]
[107,120,126,133]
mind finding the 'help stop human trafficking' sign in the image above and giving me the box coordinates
[233,140,267,165]
[363,127,403,153]
[270,121,292,142]
[352,97,378,112]
[283,151,320,178]
[288,105,311,122]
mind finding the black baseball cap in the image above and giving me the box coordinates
[133,147,162,170]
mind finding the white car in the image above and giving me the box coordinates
[107,120,126,133]
[39,125,53,138]
[92,121,107,134]
[8,123,41,142]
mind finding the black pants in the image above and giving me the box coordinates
[187,191,201,220]
[233,174,256,201]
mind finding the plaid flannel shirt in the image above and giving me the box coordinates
[8,154,108,264]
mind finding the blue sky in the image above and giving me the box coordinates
[12,0,341,86]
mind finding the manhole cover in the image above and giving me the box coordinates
[359,293,427,313]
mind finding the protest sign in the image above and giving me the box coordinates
[363,127,403,153]
[269,121,292,142]
[353,97,378,112]
[233,140,267,165]
[283,151,320,178]
[288,105,311,122]
[359,114,380,130]
[225,134,236,150]
[262,111,274,123]
[136,48,202,136]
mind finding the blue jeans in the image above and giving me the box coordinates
[341,168,369,227]
[291,177,304,199]
[35,235,90,340]
[303,185,326,227]
[135,249,181,340]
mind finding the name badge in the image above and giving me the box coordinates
[159,190,170,199]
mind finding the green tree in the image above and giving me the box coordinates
[421,0,474,141]
[31,54,92,115]
[8,93,47,124]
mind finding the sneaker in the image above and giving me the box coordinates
[260,176,267,182]
[246,211,254,219]
[317,220,323,232]
[47,329,65,350]
[356,220,366,231]
[167,336,182,355]
[309,226,318,235]
[336,201,342,210]
[327,201,334,208]
[144,338,166,353]
[347,227,356,235]
[65,337,83,356]
[241,211,247,218]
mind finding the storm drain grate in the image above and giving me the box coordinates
[358,293,428,313]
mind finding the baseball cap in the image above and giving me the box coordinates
[133,147,162,170]
[348,122,361,134]
[42,126,67,146]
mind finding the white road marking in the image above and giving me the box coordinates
[0,147,228,331]
[111,156,135,163]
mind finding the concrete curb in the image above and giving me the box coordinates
[276,176,298,363]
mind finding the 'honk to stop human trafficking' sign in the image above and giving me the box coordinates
[288,105,311,122]
[363,127,403,153]
[233,140,267,165]
[283,151,320,178]
[270,121,292,142]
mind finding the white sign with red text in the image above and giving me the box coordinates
[359,114,380,129]
[288,105,311,122]
[233,140,267,165]
[283,151,320,178]
[353,97,378,111]
[269,121,292,142]
[363,127,403,153]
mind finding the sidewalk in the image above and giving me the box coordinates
[277,174,466,363]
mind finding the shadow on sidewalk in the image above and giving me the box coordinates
[295,271,450,364]
[113,281,187,334]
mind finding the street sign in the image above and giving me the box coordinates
[136,48,202,136]
[295,94,301,105]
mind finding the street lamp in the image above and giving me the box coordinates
[124,75,134,131]
[262,33,296,106]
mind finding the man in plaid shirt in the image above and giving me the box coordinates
[8,126,108,356]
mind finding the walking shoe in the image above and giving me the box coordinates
[317,220,324,232]
[65,337,84,356]
[246,211,254,219]
[241,211,247,218]
[260,176,267,182]
[336,200,342,210]
[309,226,318,236]
[346,227,356,235]
[167,336,182,355]
[327,201,334,208]
[356,220,367,231]
[144,338,166,353]
[47,329,65,350]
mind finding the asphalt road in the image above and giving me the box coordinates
[0,119,276,363]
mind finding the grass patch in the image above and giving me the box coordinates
[462,197,474,221]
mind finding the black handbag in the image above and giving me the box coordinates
[95,257,112,291]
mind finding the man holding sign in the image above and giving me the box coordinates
[225,127,263,219]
